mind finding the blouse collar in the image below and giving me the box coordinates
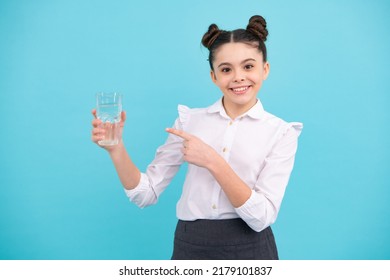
[207,97,265,120]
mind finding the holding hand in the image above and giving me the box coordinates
[91,109,127,151]
[166,128,221,169]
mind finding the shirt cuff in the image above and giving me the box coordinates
[234,190,268,232]
[123,172,150,198]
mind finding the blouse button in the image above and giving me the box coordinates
[222,147,227,153]
[212,204,217,209]
[229,121,233,126]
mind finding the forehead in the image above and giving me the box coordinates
[213,42,263,64]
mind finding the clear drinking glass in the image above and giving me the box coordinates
[96,92,122,146]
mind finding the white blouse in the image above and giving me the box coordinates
[125,98,303,232]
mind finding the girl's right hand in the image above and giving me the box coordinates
[91,109,127,151]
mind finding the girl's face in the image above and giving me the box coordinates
[210,42,270,119]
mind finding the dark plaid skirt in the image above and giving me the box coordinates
[171,218,279,260]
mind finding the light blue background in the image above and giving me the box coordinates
[1,0,389,260]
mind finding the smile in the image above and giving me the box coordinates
[230,86,251,95]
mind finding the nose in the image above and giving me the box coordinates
[233,70,245,83]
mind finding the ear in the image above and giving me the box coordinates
[263,62,270,80]
[210,70,218,84]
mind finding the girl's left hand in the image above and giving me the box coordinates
[166,128,220,169]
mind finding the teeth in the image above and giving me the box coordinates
[233,86,248,92]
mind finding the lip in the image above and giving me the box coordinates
[230,85,251,95]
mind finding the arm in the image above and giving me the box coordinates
[91,109,141,189]
[166,128,251,208]
[235,125,301,231]
[108,142,141,190]
[92,111,184,207]
[205,155,252,208]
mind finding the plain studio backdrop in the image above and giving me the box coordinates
[0,0,389,260]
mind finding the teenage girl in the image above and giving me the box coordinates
[91,15,303,260]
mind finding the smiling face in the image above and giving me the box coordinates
[210,42,270,119]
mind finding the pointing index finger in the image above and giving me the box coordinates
[165,128,192,140]
[92,109,97,119]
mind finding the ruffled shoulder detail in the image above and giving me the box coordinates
[177,105,190,130]
[284,122,303,137]
[263,112,303,138]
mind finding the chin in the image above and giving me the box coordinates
[231,94,255,103]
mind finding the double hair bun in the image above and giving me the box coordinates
[201,15,268,49]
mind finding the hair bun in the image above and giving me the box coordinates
[201,24,222,49]
[246,15,268,42]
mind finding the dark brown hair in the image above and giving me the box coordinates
[201,15,268,70]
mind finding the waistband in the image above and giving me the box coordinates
[175,218,270,246]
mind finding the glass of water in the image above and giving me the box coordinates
[96,92,122,146]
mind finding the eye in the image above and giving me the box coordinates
[244,64,254,70]
[221,67,231,73]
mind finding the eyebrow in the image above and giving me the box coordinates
[217,58,257,69]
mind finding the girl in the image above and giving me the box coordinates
[91,15,302,260]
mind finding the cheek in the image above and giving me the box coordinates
[248,73,262,84]
[215,76,230,88]
[254,70,267,82]
[251,75,264,91]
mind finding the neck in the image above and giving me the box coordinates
[222,98,257,119]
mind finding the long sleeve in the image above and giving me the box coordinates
[124,119,184,208]
[235,123,303,232]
